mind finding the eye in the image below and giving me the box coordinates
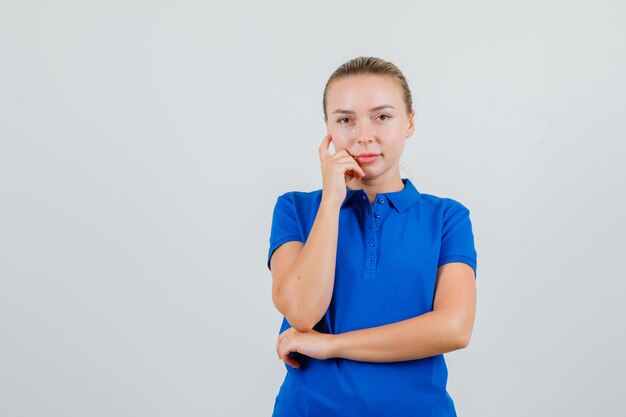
[378,114,391,121]
[337,117,351,124]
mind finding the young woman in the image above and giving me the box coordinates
[266,56,477,416]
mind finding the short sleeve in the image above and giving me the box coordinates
[438,200,478,278]
[267,193,304,271]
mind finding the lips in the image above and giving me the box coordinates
[355,153,381,164]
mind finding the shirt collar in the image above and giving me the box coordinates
[341,178,421,212]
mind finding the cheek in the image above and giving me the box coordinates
[384,137,406,155]
[328,132,351,149]
[393,141,406,156]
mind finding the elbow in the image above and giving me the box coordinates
[289,320,315,333]
[273,294,317,332]
[448,316,473,350]
[284,306,318,332]
[272,279,323,333]
[454,331,472,350]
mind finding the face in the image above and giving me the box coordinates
[324,74,415,181]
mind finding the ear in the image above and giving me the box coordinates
[406,110,416,139]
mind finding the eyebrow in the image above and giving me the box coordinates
[331,105,396,115]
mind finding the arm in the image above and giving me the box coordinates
[271,198,342,332]
[329,262,476,362]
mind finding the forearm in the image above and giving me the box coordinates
[278,199,341,331]
[330,310,470,362]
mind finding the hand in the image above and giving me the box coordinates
[276,327,336,369]
[318,134,366,206]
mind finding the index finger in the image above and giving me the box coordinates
[318,134,333,161]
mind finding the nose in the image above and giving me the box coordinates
[355,120,374,144]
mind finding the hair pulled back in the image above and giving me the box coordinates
[323,56,413,120]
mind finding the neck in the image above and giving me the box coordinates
[347,170,405,204]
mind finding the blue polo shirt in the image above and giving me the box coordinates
[267,178,477,417]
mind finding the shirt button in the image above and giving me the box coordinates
[368,255,375,261]
[374,212,381,218]
[378,198,385,204]
[362,195,366,200]
[369,240,375,246]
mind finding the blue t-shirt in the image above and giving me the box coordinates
[267,178,477,417]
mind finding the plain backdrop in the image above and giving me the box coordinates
[1,1,625,416]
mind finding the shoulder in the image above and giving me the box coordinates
[415,190,471,215]
[273,188,323,217]
[275,188,322,207]
[276,188,323,203]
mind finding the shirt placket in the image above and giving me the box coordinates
[362,193,390,280]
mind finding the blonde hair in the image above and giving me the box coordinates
[323,56,414,120]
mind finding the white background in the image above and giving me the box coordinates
[1,1,625,416]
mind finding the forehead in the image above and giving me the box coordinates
[326,74,404,110]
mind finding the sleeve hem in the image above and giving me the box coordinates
[438,255,477,278]
[267,235,304,271]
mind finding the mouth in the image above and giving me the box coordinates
[355,153,381,164]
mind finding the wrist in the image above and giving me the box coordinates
[327,333,344,359]
[320,196,343,211]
